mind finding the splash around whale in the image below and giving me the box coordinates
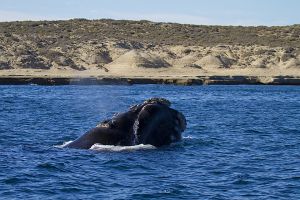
[64,98,187,149]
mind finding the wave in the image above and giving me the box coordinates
[182,135,196,139]
[55,141,156,152]
[90,144,156,152]
[55,136,198,151]
[54,141,73,148]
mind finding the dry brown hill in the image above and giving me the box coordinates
[0,19,299,77]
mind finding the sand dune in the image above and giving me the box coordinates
[174,54,199,67]
[1,42,300,78]
[284,57,300,69]
[193,55,233,69]
[106,50,170,71]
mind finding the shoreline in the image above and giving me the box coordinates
[0,76,299,85]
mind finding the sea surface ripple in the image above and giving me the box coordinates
[0,85,299,199]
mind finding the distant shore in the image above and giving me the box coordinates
[1,19,299,84]
[1,75,299,85]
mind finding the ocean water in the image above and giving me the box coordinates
[0,85,299,199]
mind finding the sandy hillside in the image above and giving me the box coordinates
[0,19,299,78]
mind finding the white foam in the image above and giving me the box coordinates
[183,135,196,139]
[90,143,156,152]
[55,141,73,148]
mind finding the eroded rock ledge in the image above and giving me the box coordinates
[0,76,299,85]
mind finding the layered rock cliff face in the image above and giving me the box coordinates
[0,19,299,76]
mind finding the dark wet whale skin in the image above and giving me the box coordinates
[65,98,187,149]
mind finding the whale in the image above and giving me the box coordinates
[65,98,186,149]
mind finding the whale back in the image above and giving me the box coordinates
[65,98,186,149]
[65,127,126,149]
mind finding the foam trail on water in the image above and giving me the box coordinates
[90,144,156,152]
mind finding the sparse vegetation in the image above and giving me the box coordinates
[0,19,299,47]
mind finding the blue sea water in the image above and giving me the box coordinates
[0,85,299,200]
